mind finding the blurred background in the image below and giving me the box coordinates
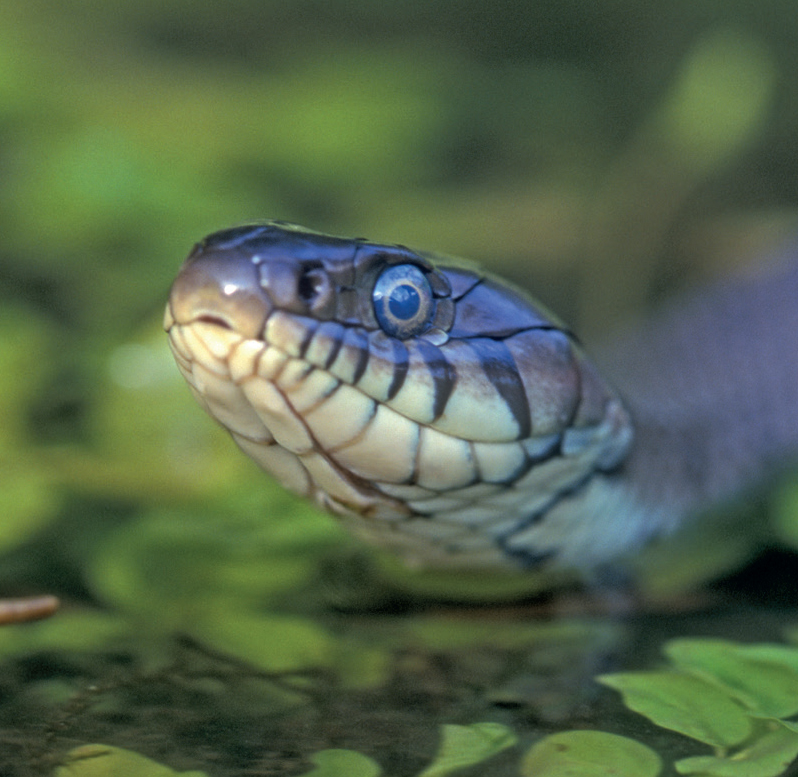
[2,1,798,774]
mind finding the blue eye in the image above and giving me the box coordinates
[373,264,434,339]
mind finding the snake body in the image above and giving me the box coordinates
[165,222,798,580]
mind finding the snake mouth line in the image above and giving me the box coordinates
[195,314,234,330]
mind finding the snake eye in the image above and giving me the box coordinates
[372,263,434,339]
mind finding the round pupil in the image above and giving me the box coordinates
[388,283,420,320]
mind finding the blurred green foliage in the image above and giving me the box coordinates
[54,723,517,777]
[2,0,798,774]
[55,744,209,776]
[599,638,798,776]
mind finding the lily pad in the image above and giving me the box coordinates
[666,639,798,718]
[299,749,381,777]
[675,723,798,776]
[597,671,752,747]
[521,730,661,777]
[418,722,517,777]
[54,744,208,776]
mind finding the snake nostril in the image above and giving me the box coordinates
[297,267,330,303]
[298,267,336,317]
[298,269,323,301]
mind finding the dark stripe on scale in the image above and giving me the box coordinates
[297,319,320,360]
[496,467,601,566]
[319,324,344,370]
[341,327,370,384]
[462,338,531,439]
[386,339,410,400]
[416,340,456,420]
[497,544,556,570]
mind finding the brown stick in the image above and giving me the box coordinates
[0,596,60,625]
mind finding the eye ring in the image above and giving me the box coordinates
[372,264,434,339]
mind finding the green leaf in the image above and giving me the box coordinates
[299,749,381,777]
[418,722,517,777]
[597,671,752,747]
[521,731,661,777]
[675,723,798,776]
[89,505,332,625]
[773,480,798,551]
[655,29,775,168]
[0,308,53,447]
[0,611,130,661]
[192,609,335,673]
[54,744,209,776]
[666,639,798,718]
[0,463,61,552]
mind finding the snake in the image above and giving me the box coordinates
[163,221,798,591]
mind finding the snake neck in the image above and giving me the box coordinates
[597,240,798,525]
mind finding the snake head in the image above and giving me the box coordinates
[166,222,637,572]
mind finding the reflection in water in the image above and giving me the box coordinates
[1,576,795,775]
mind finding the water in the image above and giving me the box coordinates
[2,550,796,777]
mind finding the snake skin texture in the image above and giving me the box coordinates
[165,222,798,575]
[597,243,798,525]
